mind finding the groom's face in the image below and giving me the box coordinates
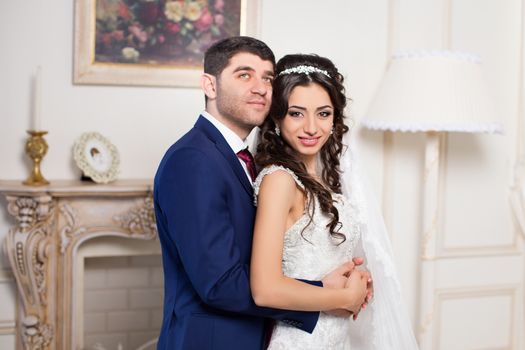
[215,52,274,134]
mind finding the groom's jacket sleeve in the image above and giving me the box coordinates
[156,147,320,333]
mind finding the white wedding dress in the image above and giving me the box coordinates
[252,146,420,350]
[253,165,362,350]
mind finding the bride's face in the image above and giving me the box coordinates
[278,83,334,163]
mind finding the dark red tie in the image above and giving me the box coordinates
[237,148,257,182]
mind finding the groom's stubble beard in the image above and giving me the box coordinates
[215,78,270,135]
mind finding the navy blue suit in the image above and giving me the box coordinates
[154,116,320,350]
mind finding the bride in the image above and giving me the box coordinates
[250,54,419,349]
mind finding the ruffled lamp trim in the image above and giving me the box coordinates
[361,120,504,134]
[392,50,482,63]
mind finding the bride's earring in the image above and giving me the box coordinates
[275,125,281,136]
[330,127,334,135]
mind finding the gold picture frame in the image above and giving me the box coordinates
[74,0,260,88]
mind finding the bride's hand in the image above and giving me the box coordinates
[321,261,355,289]
[343,269,368,314]
[321,257,365,289]
[322,258,368,316]
[351,270,373,320]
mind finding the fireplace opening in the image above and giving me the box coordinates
[76,236,162,350]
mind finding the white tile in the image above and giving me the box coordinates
[150,267,164,287]
[130,255,162,267]
[84,268,106,290]
[129,288,163,309]
[84,312,107,334]
[106,268,149,288]
[84,290,128,312]
[107,311,149,331]
[150,309,163,329]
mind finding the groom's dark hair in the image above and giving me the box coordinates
[204,36,275,78]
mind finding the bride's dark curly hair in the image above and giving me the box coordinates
[255,54,350,242]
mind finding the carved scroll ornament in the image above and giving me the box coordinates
[5,195,55,350]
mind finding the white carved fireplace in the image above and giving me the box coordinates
[0,180,161,350]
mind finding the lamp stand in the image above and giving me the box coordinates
[418,131,446,347]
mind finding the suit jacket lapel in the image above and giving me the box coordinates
[194,116,254,198]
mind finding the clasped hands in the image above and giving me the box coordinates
[321,257,373,320]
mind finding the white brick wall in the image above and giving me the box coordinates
[129,289,163,309]
[83,255,163,350]
[85,289,129,312]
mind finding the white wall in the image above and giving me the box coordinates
[1,1,523,349]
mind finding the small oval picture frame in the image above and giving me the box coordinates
[73,132,120,183]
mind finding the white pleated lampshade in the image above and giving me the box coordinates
[361,50,503,134]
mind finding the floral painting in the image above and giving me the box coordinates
[95,0,240,67]
[74,0,257,87]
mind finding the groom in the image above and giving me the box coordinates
[154,36,363,350]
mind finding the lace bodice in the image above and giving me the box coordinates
[254,165,362,349]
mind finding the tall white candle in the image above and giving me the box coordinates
[32,66,42,130]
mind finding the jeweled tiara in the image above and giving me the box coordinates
[278,65,331,78]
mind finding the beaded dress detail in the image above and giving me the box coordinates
[253,165,361,350]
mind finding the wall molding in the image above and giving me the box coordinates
[433,285,519,350]
[437,239,521,259]
[0,320,16,335]
[380,0,400,232]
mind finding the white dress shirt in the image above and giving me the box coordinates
[201,111,253,184]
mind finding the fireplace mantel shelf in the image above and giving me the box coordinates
[0,179,158,350]
[0,179,152,196]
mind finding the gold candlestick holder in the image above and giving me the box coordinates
[23,130,50,186]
